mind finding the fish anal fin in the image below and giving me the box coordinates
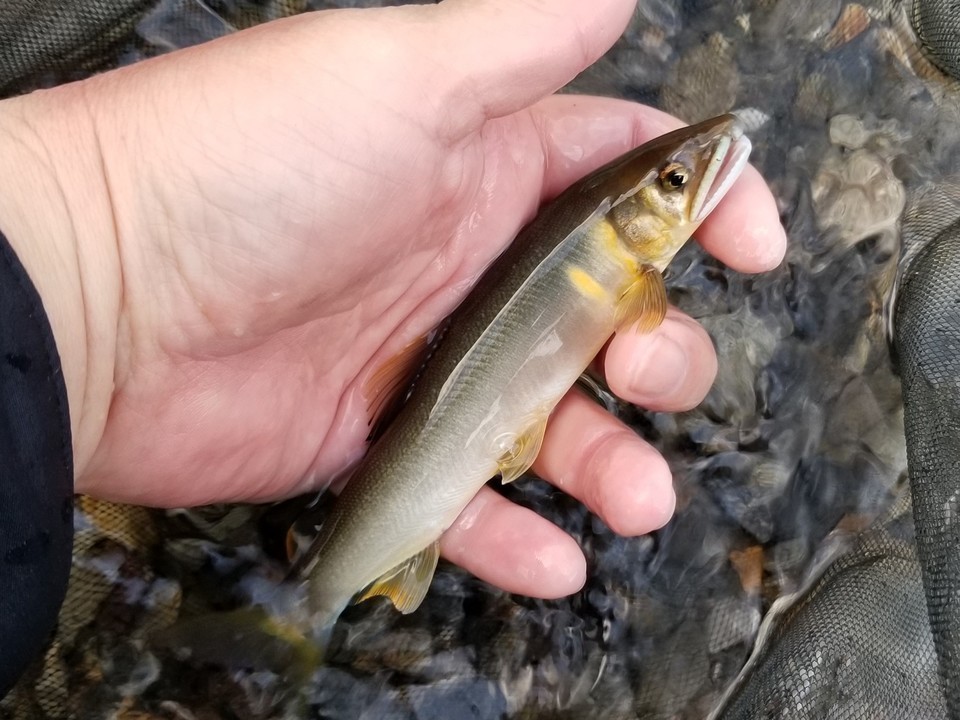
[615,264,667,333]
[496,412,549,484]
[362,330,441,441]
[357,541,440,614]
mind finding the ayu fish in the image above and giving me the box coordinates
[290,114,753,650]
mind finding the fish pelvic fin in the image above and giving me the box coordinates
[496,411,549,484]
[615,264,667,333]
[357,541,440,614]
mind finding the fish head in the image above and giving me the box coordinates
[589,114,752,270]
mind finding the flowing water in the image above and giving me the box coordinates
[5,1,960,718]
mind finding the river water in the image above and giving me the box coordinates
[5,1,959,718]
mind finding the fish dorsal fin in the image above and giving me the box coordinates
[615,264,667,333]
[356,541,440,614]
[362,329,444,442]
[496,411,549,484]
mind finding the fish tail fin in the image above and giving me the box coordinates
[152,607,324,678]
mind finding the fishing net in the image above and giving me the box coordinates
[893,220,960,717]
[908,0,960,80]
[4,0,960,718]
[1,497,174,719]
[0,0,310,96]
[711,495,946,719]
[0,0,154,96]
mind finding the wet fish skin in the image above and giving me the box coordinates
[295,114,752,649]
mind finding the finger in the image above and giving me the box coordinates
[531,391,676,537]
[698,167,787,272]
[528,95,786,272]
[428,0,638,124]
[602,307,718,412]
[440,486,586,598]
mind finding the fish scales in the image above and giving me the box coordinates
[292,114,753,650]
[307,205,627,616]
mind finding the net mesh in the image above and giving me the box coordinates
[713,494,948,718]
[909,0,960,80]
[894,219,960,717]
[0,0,155,95]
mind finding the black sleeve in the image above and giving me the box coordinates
[0,228,73,697]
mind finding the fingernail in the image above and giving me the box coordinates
[629,335,688,399]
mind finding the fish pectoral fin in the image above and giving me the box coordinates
[497,412,549,484]
[362,327,445,442]
[615,264,667,333]
[357,541,440,614]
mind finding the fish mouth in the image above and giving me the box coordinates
[689,122,752,223]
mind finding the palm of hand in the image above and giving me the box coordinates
[86,14,567,505]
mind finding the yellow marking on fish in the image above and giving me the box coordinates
[591,218,638,273]
[567,266,609,302]
[591,217,620,248]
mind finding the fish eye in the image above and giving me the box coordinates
[658,163,689,191]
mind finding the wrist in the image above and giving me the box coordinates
[0,86,122,478]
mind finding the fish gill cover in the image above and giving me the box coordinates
[3,0,960,718]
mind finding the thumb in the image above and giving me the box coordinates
[421,0,638,129]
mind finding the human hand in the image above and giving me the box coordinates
[0,0,784,599]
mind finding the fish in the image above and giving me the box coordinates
[291,113,752,652]
[153,115,751,677]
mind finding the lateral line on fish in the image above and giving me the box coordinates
[426,201,614,424]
